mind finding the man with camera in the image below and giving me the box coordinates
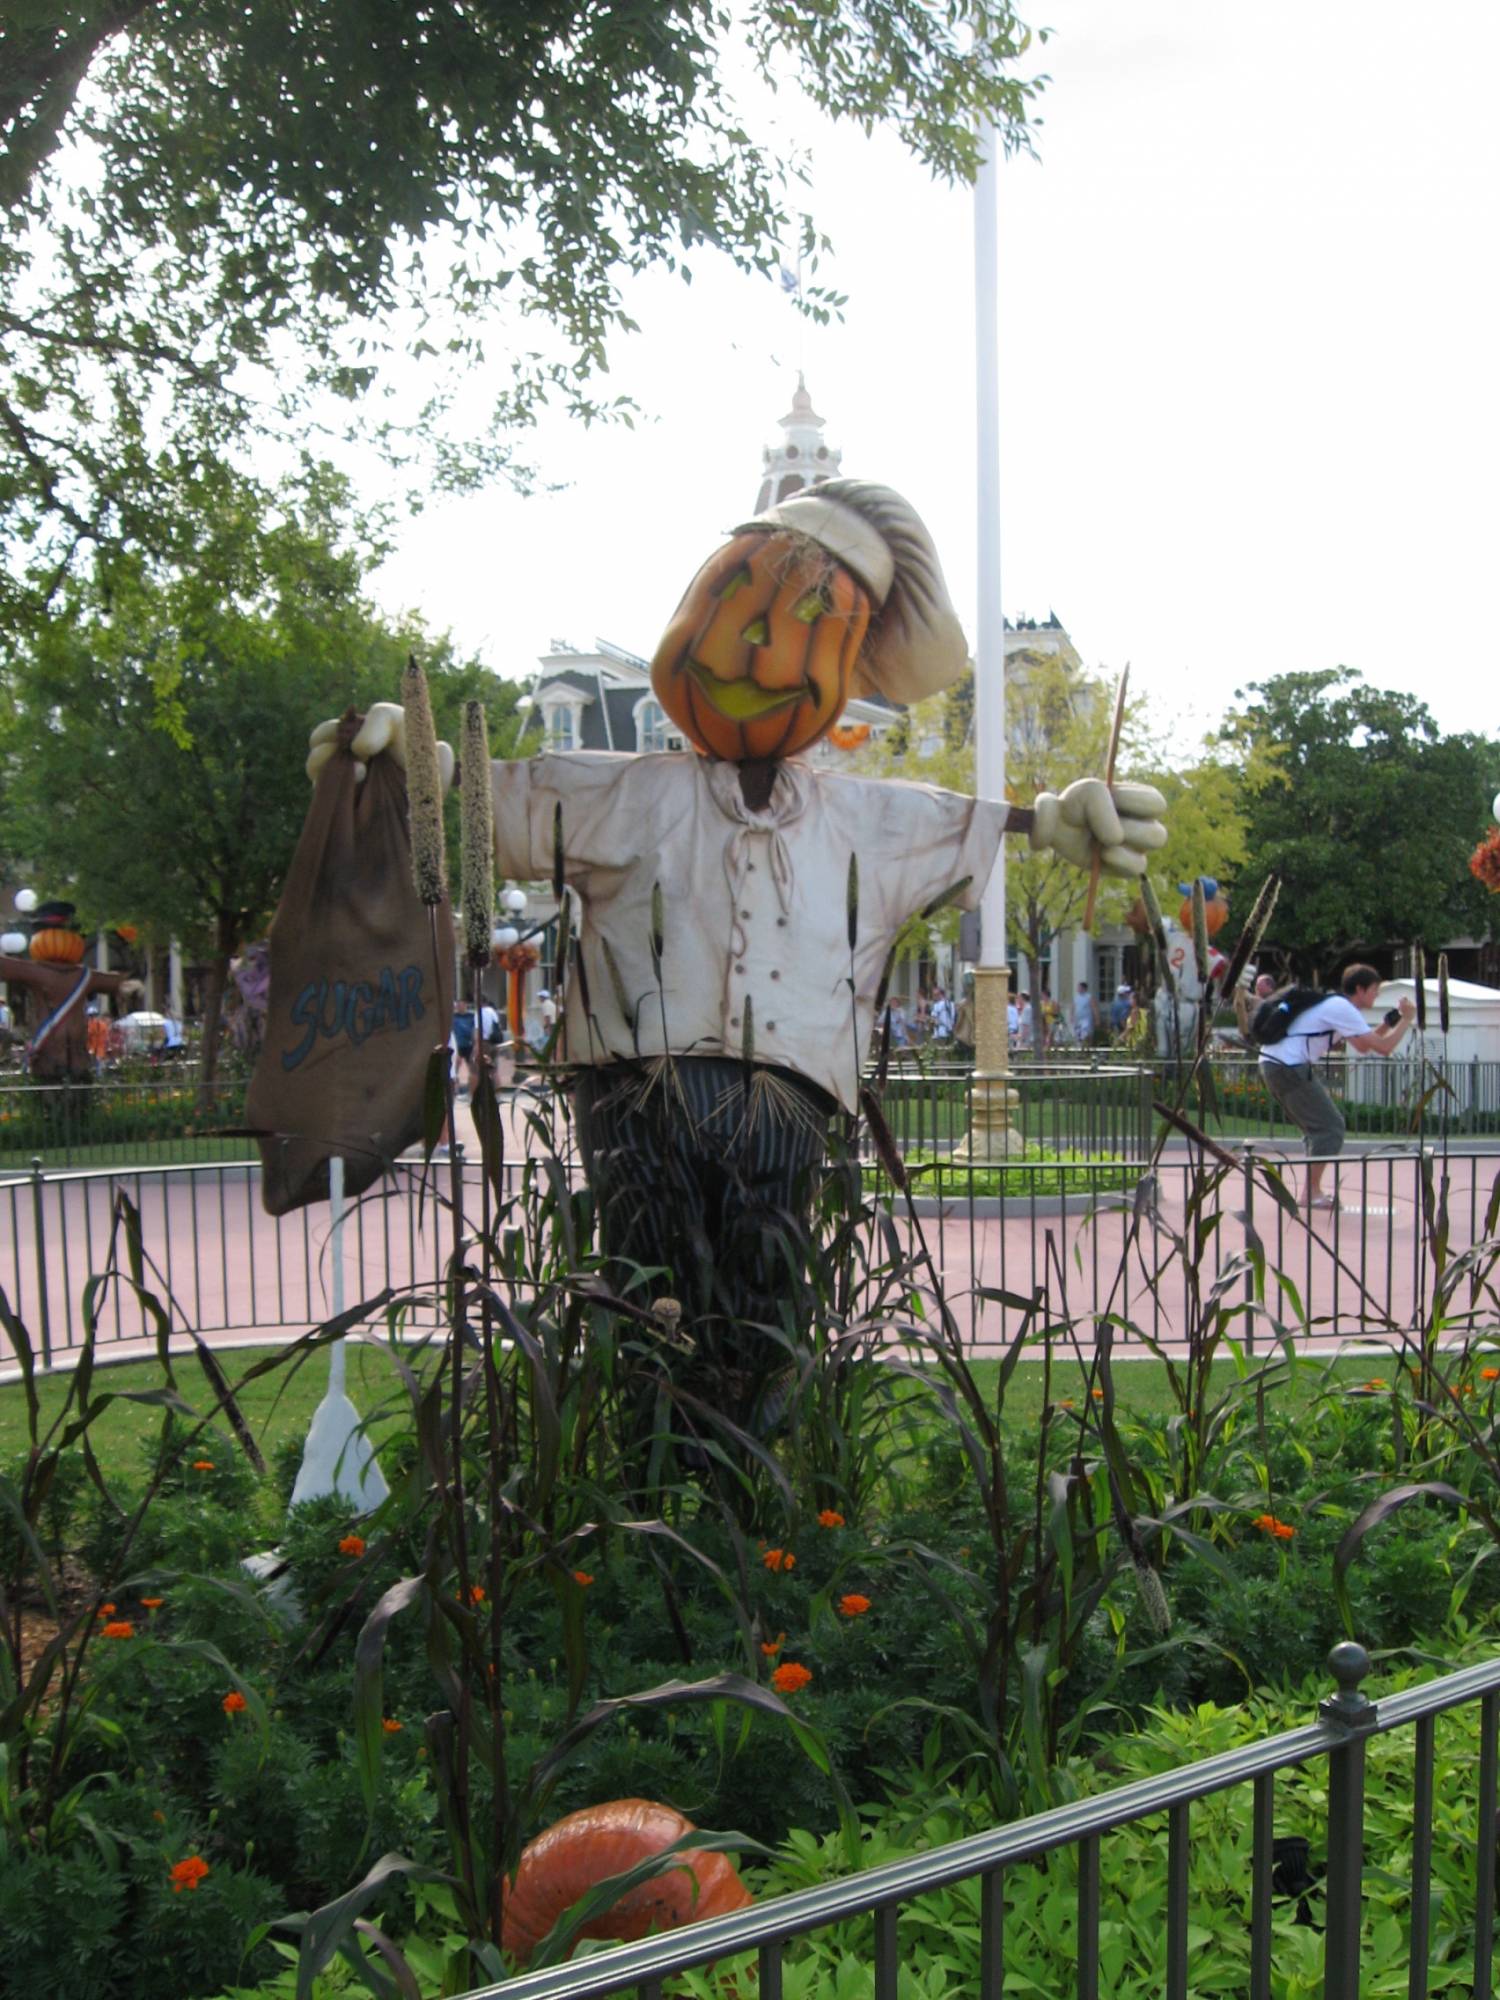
[1257,965,1416,1210]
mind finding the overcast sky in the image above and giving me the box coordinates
[368,0,1499,758]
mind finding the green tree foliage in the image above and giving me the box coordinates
[1219,668,1500,976]
[0,458,525,1079]
[0,0,1044,617]
[868,651,1250,996]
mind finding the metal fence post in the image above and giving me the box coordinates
[1321,1642,1376,2000]
[29,1155,52,1369]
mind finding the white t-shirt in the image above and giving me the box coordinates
[1258,994,1369,1067]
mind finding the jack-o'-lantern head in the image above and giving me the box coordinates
[651,530,873,762]
[650,479,970,763]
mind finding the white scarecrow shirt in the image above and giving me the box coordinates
[491,750,1011,1114]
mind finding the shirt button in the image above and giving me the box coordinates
[734,961,746,974]
[730,1015,740,1027]
[766,1021,777,1032]
[776,916,787,928]
[741,909,752,920]
[770,969,781,980]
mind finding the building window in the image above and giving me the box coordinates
[634,697,684,753]
[544,703,577,751]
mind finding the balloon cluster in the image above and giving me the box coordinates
[1178,877,1229,936]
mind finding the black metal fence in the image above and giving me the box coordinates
[449,1643,1497,2000]
[3,1140,1497,1364]
[4,1054,1497,1174]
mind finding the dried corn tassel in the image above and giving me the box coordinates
[403,656,447,908]
[460,701,494,967]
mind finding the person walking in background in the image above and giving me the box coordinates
[1256,965,1415,1210]
[1072,980,1096,1046]
[1109,983,1134,1036]
[931,987,955,1041]
[1015,992,1033,1052]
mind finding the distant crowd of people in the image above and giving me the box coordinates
[879,975,1150,1062]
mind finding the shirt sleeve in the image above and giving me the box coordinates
[1323,997,1372,1039]
[868,781,1013,921]
[490,753,643,882]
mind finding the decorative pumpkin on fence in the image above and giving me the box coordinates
[500,1799,753,1966]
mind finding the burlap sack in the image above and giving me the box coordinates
[247,718,454,1215]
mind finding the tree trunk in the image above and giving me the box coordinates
[195,914,238,1103]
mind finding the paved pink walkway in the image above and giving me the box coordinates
[2,1088,1497,1372]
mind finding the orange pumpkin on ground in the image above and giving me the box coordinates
[651,529,873,763]
[500,1798,753,1965]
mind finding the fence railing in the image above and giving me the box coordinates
[4,1053,1496,1174]
[449,1643,1497,2000]
[3,1140,1498,1363]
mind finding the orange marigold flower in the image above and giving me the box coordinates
[464,1584,486,1604]
[141,1596,164,1610]
[1090,1387,1104,1401]
[762,1548,796,1573]
[1252,1513,1295,1540]
[222,1690,247,1715]
[572,1569,594,1587]
[817,1510,846,1529]
[838,1594,871,1618]
[1057,1398,1076,1411]
[1273,1522,1296,1540]
[99,1602,116,1617]
[102,1621,134,1640]
[170,1856,209,1894]
[191,1460,214,1472]
[152,1810,166,1824]
[760,1631,787,1657]
[771,1661,813,1694]
[382,1718,403,1734]
[338,1534,366,1557]
[1483,1368,1500,1382]
[1362,1380,1387,1392]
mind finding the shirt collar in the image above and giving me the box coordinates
[702,757,811,830]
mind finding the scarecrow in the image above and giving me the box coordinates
[0,903,124,1081]
[308,482,1168,1417]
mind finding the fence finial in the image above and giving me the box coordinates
[1320,1641,1376,1732]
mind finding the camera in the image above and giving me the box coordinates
[1383,1008,1402,1028]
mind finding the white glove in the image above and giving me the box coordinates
[1028,778,1169,877]
[305,702,455,792]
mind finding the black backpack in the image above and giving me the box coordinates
[1250,984,1331,1046]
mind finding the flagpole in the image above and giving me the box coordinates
[957,121,1020,1160]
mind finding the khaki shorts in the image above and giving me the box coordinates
[1259,1060,1345,1158]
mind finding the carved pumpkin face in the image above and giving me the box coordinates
[650,529,874,762]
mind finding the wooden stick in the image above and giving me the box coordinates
[1082,662,1130,935]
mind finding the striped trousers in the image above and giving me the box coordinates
[573,1057,833,1412]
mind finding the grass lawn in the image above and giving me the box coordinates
[0,1339,1409,1468]
[0,1338,417,1465]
